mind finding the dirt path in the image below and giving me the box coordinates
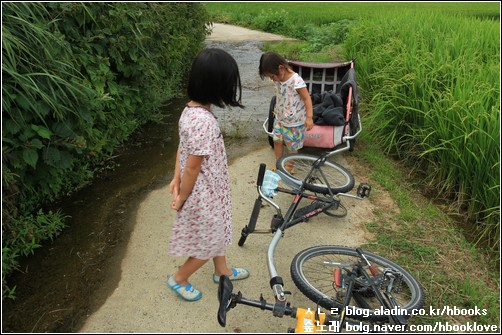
[78,23,396,333]
[206,22,296,42]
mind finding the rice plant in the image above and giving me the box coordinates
[344,11,500,247]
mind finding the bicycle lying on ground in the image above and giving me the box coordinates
[218,163,425,333]
[237,151,363,246]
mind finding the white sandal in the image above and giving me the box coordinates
[166,275,202,301]
[213,267,249,283]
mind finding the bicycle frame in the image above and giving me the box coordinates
[239,154,370,245]
[258,162,349,304]
[217,163,383,332]
[244,160,370,304]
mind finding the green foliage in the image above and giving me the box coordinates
[2,209,67,300]
[2,2,210,299]
[206,2,499,25]
[354,139,500,326]
[2,2,94,214]
[254,9,288,34]
[206,2,499,63]
[296,20,353,53]
[343,12,500,248]
[459,276,500,324]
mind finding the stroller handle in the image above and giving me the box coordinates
[263,118,273,137]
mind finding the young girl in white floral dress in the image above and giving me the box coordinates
[167,48,249,301]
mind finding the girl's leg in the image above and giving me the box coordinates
[272,122,285,163]
[213,255,233,276]
[173,257,208,286]
[213,256,250,282]
[284,125,304,173]
[274,141,284,161]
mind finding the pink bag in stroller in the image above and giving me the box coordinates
[304,125,344,149]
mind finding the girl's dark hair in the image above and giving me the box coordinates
[259,52,290,80]
[187,48,244,109]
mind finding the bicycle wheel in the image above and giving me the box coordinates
[277,154,355,194]
[291,245,425,322]
[267,96,276,148]
[324,201,347,218]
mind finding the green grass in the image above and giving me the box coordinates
[353,138,500,326]
[343,11,500,248]
[206,2,499,26]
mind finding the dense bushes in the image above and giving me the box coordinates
[2,2,210,299]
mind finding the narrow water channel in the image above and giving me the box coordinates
[2,39,275,332]
[1,97,184,332]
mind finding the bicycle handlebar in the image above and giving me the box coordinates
[218,275,296,327]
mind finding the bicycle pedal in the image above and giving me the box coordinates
[392,274,404,293]
[380,271,404,292]
[357,183,371,198]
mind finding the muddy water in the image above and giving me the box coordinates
[2,40,275,332]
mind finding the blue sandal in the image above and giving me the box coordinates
[166,275,202,301]
[213,267,250,283]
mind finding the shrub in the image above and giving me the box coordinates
[254,9,288,34]
[2,2,210,299]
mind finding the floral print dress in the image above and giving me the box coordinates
[274,72,307,127]
[168,106,232,260]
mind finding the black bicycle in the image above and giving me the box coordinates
[238,153,364,247]
[218,163,425,332]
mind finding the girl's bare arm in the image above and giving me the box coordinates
[169,147,182,198]
[297,87,314,130]
[172,154,203,210]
